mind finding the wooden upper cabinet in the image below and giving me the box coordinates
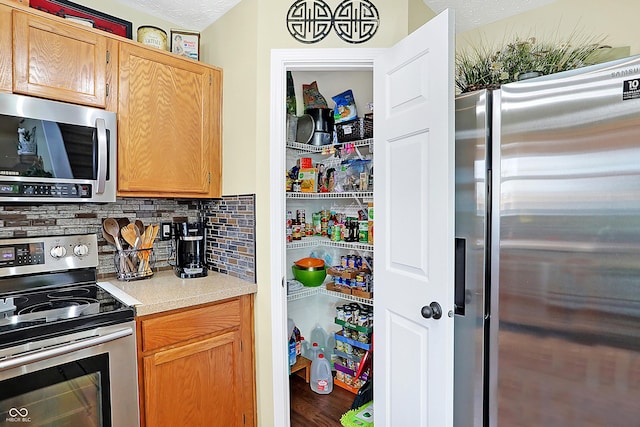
[0,5,12,93]
[12,11,109,108]
[118,43,222,198]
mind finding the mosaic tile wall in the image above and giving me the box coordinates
[202,195,256,282]
[0,195,256,283]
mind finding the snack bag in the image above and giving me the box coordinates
[303,81,329,109]
[332,89,358,123]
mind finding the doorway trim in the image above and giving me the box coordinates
[269,47,383,426]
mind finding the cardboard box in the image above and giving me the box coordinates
[298,168,318,193]
[299,157,313,169]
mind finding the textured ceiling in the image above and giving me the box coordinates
[425,0,558,33]
[109,0,556,33]
[110,0,241,31]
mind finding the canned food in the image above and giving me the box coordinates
[137,26,168,51]
[344,373,353,385]
[358,331,370,344]
[292,222,302,240]
[336,370,345,382]
[344,342,353,355]
[344,308,353,324]
[357,313,368,327]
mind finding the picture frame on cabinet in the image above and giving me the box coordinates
[29,0,133,38]
[170,29,200,61]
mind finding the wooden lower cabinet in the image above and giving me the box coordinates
[136,295,255,427]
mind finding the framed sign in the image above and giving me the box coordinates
[170,30,200,61]
[29,0,133,39]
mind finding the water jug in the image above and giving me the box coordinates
[310,353,333,394]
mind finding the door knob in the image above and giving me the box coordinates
[421,302,442,319]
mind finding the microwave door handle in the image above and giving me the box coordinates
[95,118,107,194]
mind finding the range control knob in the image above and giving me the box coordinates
[73,244,90,257]
[50,245,67,259]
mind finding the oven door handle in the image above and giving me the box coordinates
[0,327,133,371]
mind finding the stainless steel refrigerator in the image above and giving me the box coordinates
[454,56,640,427]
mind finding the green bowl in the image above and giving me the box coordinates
[292,264,327,287]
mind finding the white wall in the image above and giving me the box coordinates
[456,0,640,55]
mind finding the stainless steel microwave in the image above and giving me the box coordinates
[0,93,116,203]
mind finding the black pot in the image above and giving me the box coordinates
[305,108,334,133]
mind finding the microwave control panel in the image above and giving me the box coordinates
[0,182,92,199]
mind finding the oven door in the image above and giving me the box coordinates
[0,322,139,427]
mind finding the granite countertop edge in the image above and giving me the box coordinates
[100,269,257,317]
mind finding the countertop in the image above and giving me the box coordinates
[99,269,257,316]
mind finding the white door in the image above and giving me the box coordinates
[373,9,455,427]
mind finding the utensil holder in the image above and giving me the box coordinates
[115,248,155,281]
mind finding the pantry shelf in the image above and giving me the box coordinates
[287,283,373,306]
[286,191,373,200]
[286,138,373,153]
[287,236,373,252]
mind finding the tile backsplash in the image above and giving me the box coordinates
[0,195,256,283]
[203,195,256,282]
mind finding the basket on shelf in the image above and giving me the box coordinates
[336,114,373,143]
[114,248,154,281]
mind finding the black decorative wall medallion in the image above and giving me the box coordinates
[287,0,333,44]
[286,0,379,44]
[334,0,379,44]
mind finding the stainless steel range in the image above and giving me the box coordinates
[0,234,139,427]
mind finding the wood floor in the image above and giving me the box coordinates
[289,373,355,427]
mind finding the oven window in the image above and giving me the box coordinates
[0,353,111,427]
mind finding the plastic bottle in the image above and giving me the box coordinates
[288,334,297,366]
[309,324,329,355]
[288,318,297,366]
[309,342,321,361]
[310,353,333,394]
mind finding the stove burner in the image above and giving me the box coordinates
[3,298,100,324]
[48,287,92,299]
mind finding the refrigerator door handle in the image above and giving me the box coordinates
[454,237,466,315]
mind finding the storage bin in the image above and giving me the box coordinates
[336,114,373,142]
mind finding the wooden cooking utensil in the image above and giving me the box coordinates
[104,218,135,274]
[135,220,145,237]
[121,224,138,249]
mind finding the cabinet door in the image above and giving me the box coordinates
[12,11,108,107]
[118,43,221,198]
[0,5,11,93]
[143,330,245,427]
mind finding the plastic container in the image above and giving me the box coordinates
[289,335,297,366]
[288,318,297,366]
[310,353,333,394]
[309,342,322,361]
[309,324,329,354]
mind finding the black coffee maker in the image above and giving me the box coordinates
[174,221,208,279]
